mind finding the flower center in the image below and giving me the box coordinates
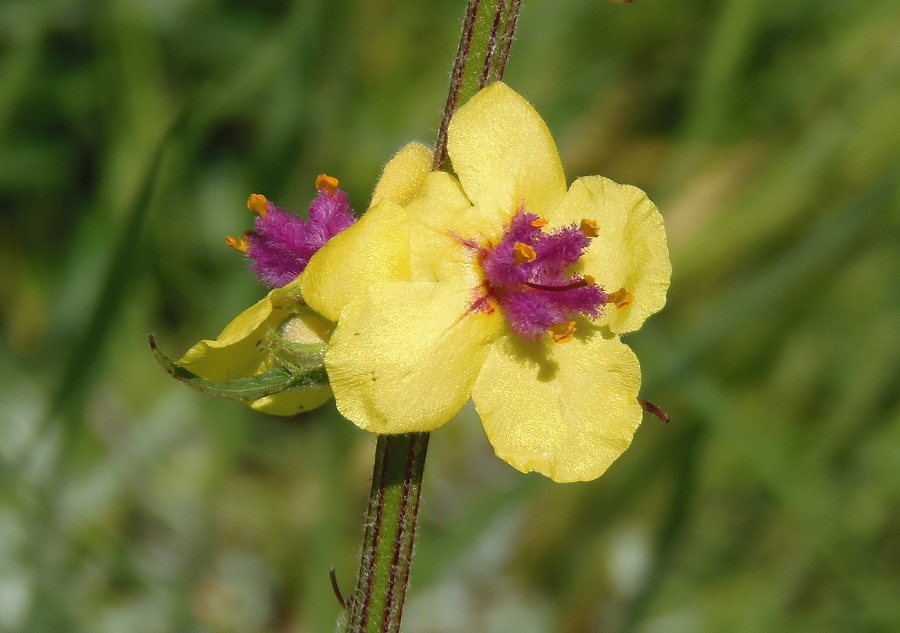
[474,206,609,341]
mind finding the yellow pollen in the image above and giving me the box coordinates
[530,217,547,228]
[513,242,537,264]
[549,321,577,343]
[580,218,600,238]
[225,235,249,253]
[608,287,633,309]
[316,174,340,195]
[247,194,268,217]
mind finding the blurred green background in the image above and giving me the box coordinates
[2,0,899,631]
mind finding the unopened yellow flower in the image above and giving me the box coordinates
[301,83,670,481]
[176,279,334,415]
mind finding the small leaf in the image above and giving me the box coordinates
[149,335,328,401]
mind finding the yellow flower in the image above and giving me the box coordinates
[301,83,670,481]
[173,145,434,417]
[175,279,334,415]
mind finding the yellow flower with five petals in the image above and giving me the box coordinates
[302,82,670,482]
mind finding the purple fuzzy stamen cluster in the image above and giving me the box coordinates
[247,189,355,288]
[478,208,607,339]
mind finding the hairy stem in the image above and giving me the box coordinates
[343,433,429,633]
[341,2,521,632]
[433,0,522,171]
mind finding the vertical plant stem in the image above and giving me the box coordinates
[344,433,429,633]
[341,3,521,632]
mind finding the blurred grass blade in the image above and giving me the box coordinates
[149,335,327,401]
[47,111,185,419]
[659,162,900,383]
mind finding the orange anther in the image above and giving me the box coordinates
[513,242,537,264]
[225,235,249,253]
[530,217,547,228]
[608,287,632,309]
[582,275,596,286]
[580,218,600,238]
[247,194,268,217]
[316,174,340,195]
[549,321,577,343]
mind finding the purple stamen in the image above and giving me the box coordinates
[245,188,356,288]
[477,208,607,340]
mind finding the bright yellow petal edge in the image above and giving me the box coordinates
[370,141,433,208]
[301,142,434,323]
[448,82,566,218]
[549,175,671,334]
[473,332,642,483]
[176,279,334,416]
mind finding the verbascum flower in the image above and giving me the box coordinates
[174,173,414,416]
[301,83,670,482]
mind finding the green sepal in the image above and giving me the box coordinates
[149,335,328,401]
[266,334,327,371]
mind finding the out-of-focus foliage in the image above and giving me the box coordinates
[1,0,898,631]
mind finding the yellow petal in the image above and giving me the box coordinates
[402,171,478,283]
[248,387,332,416]
[370,142,433,208]
[404,171,517,289]
[550,176,671,334]
[448,82,566,220]
[472,331,643,482]
[177,288,297,380]
[300,199,411,323]
[177,280,333,416]
[325,279,501,433]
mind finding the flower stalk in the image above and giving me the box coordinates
[343,433,429,633]
[341,2,521,632]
